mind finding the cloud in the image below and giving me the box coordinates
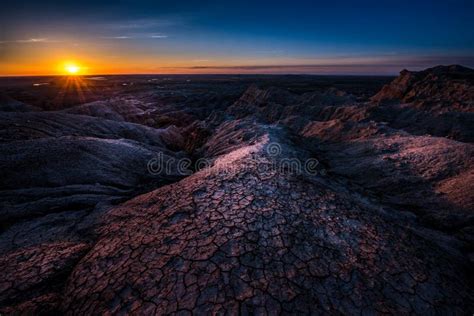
[0,38,58,44]
[103,36,132,39]
[102,34,168,40]
[106,18,179,30]
[17,38,48,43]
[163,55,474,75]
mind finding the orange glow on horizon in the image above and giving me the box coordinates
[0,53,405,76]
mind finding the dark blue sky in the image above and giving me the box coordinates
[1,0,473,75]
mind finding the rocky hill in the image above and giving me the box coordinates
[372,65,474,112]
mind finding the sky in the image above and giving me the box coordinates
[1,0,473,75]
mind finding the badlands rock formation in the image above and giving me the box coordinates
[0,66,473,314]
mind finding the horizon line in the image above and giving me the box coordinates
[2,63,471,78]
[0,72,400,78]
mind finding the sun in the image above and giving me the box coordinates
[64,63,81,75]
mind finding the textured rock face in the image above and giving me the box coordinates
[1,137,179,221]
[302,124,474,224]
[0,112,186,226]
[371,65,474,112]
[0,68,473,313]
[62,95,160,124]
[61,133,473,314]
[228,85,356,124]
[368,65,474,142]
[0,111,184,146]
[0,94,40,112]
[0,242,90,314]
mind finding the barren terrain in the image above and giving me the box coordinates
[0,66,473,314]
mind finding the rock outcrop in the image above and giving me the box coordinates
[57,129,473,314]
[371,65,474,112]
[366,65,474,142]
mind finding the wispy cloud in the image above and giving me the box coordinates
[103,36,132,39]
[0,38,58,44]
[106,18,180,30]
[164,55,474,75]
[17,38,48,43]
[102,34,169,40]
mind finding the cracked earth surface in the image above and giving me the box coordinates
[58,136,472,314]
